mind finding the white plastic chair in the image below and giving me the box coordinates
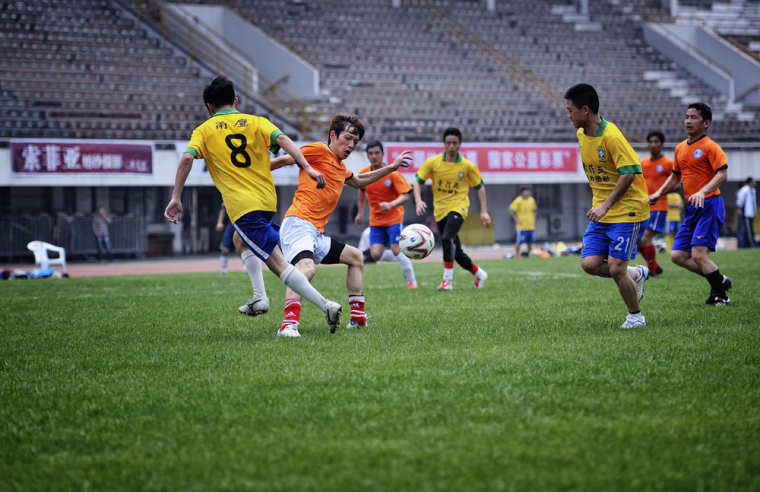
[27,240,68,275]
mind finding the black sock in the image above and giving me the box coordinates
[705,269,724,293]
[629,311,641,315]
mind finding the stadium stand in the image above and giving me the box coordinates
[0,0,758,142]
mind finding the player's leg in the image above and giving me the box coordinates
[526,231,535,258]
[609,221,648,328]
[325,240,366,329]
[436,215,455,290]
[390,236,417,288]
[639,212,663,275]
[452,233,487,288]
[233,230,269,316]
[514,230,522,258]
[220,223,235,274]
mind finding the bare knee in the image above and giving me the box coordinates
[671,250,688,266]
[295,258,316,279]
[341,245,364,269]
[581,257,602,275]
[608,261,628,280]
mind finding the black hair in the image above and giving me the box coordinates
[203,76,236,108]
[688,102,712,122]
[646,131,665,144]
[442,127,462,142]
[365,140,384,153]
[328,113,365,143]
[746,177,755,184]
[520,186,531,192]
[564,83,599,114]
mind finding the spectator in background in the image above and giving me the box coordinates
[509,186,537,258]
[736,177,757,248]
[92,207,113,262]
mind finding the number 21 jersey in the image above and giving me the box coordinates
[186,108,282,222]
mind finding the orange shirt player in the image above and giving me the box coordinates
[354,140,418,289]
[271,114,412,335]
[638,130,673,276]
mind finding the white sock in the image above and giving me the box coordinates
[279,265,327,311]
[240,249,267,301]
[379,250,396,262]
[220,253,228,272]
[627,265,641,281]
[395,252,416,284]
[443,267,454,282]
[627,312,645,321]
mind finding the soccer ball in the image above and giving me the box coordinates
[398,224,435,259]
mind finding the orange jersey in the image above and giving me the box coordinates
[641,155,673,211]
[673,136,727,200]
[285,142,352,232]
[359,165,411,227]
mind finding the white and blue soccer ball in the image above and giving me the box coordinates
[398,224,435,260]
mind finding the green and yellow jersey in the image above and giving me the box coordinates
[186,108,282,223]
[416,153,483,222]
[509,195,537,231]
[576,119,649,223]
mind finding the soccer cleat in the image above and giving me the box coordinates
[649,265,663,277]
[634,265,649,301]
[437,280,452,291]
[722,275,733,292]
[238,297,270,316]
[407,282,418,289]
[346,319,367,329]
[324,300,342,333]
[620,316,646,329]
[705,293,731,306]
[474,269,488,289]
[277,322,301,338]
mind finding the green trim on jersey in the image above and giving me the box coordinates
[442,152,463,163]
[269,129,283,154]
[473,179,484,190]
[583,118,609,137]
[619,165,642,174]
[415,175,426,184]
[212,108,240,116]
[185,147,199,158]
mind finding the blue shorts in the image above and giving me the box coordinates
[581,219,648,261]
[516,230,535,243]
[672,195,725,252]
[369,223,403,247]
[220,222,234,252]
[646,210,666,234]
[666,221,680,235]
[232,211,280,261]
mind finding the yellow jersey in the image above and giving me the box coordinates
[576,119,649,223]
[666,193,683,222]
[509,195,537,231]
[186,108,282,222]
[416,153,483,222]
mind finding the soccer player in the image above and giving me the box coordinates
[412,127,490,291]
[648,103,732,305]
[509,187,537,258]
[665,192,684,253]
[354,140,418,289]
[638,131,673,276]
[564,83,650,329]
[271,114,412,334]
[164,76,342,338]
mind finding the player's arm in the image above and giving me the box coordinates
[354,188,367,225]
[412,180,427,216]
[649,173,681,205]
[275,134,326,188]
[587,173,635,222]
[689,167,727,208]
[379,192,410,211]
[476,184,491,227]
[164,152,194,223]
[347,150,412,188]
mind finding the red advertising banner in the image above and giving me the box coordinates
[384,142,578,175]
[11,140,153,174]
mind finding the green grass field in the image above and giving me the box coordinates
[2,250,759,491]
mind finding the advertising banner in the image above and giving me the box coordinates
[11,140,153,174]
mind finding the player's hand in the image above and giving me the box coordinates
[481,211,491,227]
[415,201,427,216]
[586,205,608,221]
[648,193,661,206]
[215,222,224,232]
[164,199,183,223]
[392,150,413,169]
[354,213,363,226]
[306,167,326,189]
[689,190,706,208]
[379,201,392,211]
[515,218,521,226]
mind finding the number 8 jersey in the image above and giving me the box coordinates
[185,108,282,222]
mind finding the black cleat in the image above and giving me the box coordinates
[705,292,731,306]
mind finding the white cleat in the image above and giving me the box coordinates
[346,319,367,329]
[620,315,646,329]
[634,265,649,301]
[238,297,270,316]
[474,268,488,289]
[277,322,301,338]
[324,300,342,333]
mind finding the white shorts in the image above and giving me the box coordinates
[280,216,332,264]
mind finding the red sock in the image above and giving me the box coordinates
[444,261,454,269]
[646,244,660,270]
[281,298,301,329]
[470,264,479,275]
[349,295,366,326]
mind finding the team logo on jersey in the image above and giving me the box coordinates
[597,147,606,161]
[656,164,663,172]
[384,178,392,187]
[458,172,464,179]
[235,119,248,128]
[693,148,703,159]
